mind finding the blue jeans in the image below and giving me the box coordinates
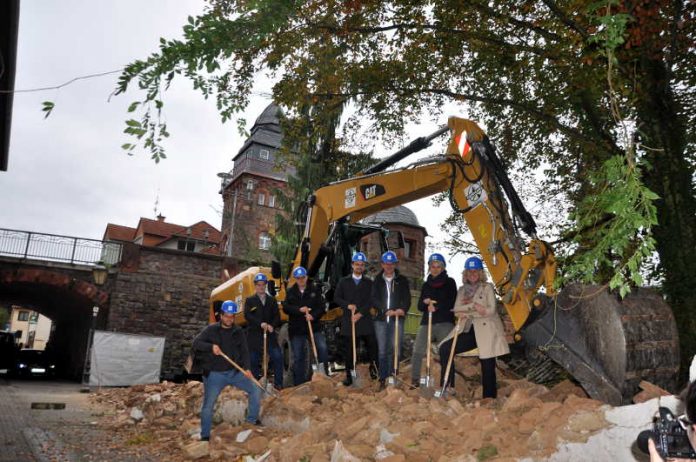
[250,343,284,388]
[290,331,329,385]
[200,369,262,438]
[373,317,405,380]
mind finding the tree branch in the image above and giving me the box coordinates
[540,0,590,39]
[310,22,560,59]
[466,0,563,43]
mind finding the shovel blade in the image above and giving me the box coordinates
[387,377,396,386]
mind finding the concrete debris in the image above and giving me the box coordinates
[89,358,675,461]
[236,429,253,443]
[182,440,209,460]
[129,407,144,421]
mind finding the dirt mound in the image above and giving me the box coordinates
[91,358,605,461]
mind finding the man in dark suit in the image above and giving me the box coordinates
[334,252,377,386]
[244,273,283,389]
[283,266,329,385]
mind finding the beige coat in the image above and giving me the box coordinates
[441,282,510,359]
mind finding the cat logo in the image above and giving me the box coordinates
[360,183,386,201]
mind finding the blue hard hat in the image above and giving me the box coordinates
[465,256,484,270]
[220,300,240,315]
[428,253,446,267]
[254,273,268,283]
[292,266,307,278]
[352,252,367,262]
[381,251,398,263]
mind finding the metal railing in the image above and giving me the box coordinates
[0,228,122,265]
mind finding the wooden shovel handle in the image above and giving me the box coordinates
[219,351,267,393]
[307,317,320,363]
[442,318,462,391]
[426,311,433,373]
[262,330,268,380]
[351,314,357,370]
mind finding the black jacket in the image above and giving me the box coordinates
[334,275,375,336]
[370,270,411,321]
[418,271,457,326]
[192,323,250,374]
[244,293,281,351]
[283,281,326,337]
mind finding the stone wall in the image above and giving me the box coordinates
[107,245,224,377]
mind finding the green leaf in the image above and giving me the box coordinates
[41,101,55,119]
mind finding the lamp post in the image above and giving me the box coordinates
[81,266,106,391]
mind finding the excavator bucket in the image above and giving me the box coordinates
[521,284,680,405]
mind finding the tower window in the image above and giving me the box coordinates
[259,149,270,160]
[258,193,265,206]
[268,195,275,208]
[259,232,271,250]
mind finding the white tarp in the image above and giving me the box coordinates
[89,330,165,386]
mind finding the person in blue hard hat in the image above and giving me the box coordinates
[438,256,510,398]
[334,252,378,386]
[283,266,330,385]
[370,250,411,390]
[245,272,284,389]
[192,300,262,441]
[410,253,458,388]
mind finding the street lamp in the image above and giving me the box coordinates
[80,305,100,392]
[92,263,108,286]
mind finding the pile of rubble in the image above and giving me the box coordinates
[90,356,635,461]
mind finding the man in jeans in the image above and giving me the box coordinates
[371,251,411,390]
[283,266,329,385]
[192,300,262,442]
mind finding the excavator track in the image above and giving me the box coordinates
[521,284,680,404]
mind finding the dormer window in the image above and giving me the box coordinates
[246,180,255,191]
[259,149,270,160]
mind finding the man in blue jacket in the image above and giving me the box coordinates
[192,301,262,441]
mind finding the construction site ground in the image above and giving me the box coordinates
[78,356,672,461]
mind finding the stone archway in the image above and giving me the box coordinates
[0,268,109,379]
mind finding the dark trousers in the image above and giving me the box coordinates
[342,332,378,378]
[438,329,498,398]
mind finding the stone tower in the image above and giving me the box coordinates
[220,103,292,263]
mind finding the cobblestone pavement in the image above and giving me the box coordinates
[0,379,157,462]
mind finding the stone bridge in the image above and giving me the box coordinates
[0,228,237,379]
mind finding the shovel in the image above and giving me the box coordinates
[307,317,327,376]
[420,309,435,389]
[219,351,278,398]
[350,311,361,387]
[387,315,400,387]
[262,330,275,394]
[435,317,463,399]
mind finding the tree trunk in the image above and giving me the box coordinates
[637,55,696,385]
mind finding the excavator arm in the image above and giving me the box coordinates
[291,117,554,333]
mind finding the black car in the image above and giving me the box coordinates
[14,349,57,378]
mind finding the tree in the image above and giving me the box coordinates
[116,0,696,378]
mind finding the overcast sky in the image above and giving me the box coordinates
[2,0,469,271]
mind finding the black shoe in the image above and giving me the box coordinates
[200,436,210,442]
[369,364,378,381]
[378,379,386,391]
[411,379,420,388]
[254,419,263,426]
[342,375,353,386]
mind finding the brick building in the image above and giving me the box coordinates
[103,216,221,255]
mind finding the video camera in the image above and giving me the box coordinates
[637,407,696,459]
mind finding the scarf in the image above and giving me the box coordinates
[461,281,480,301]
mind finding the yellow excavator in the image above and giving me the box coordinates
[210,117,679,404]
